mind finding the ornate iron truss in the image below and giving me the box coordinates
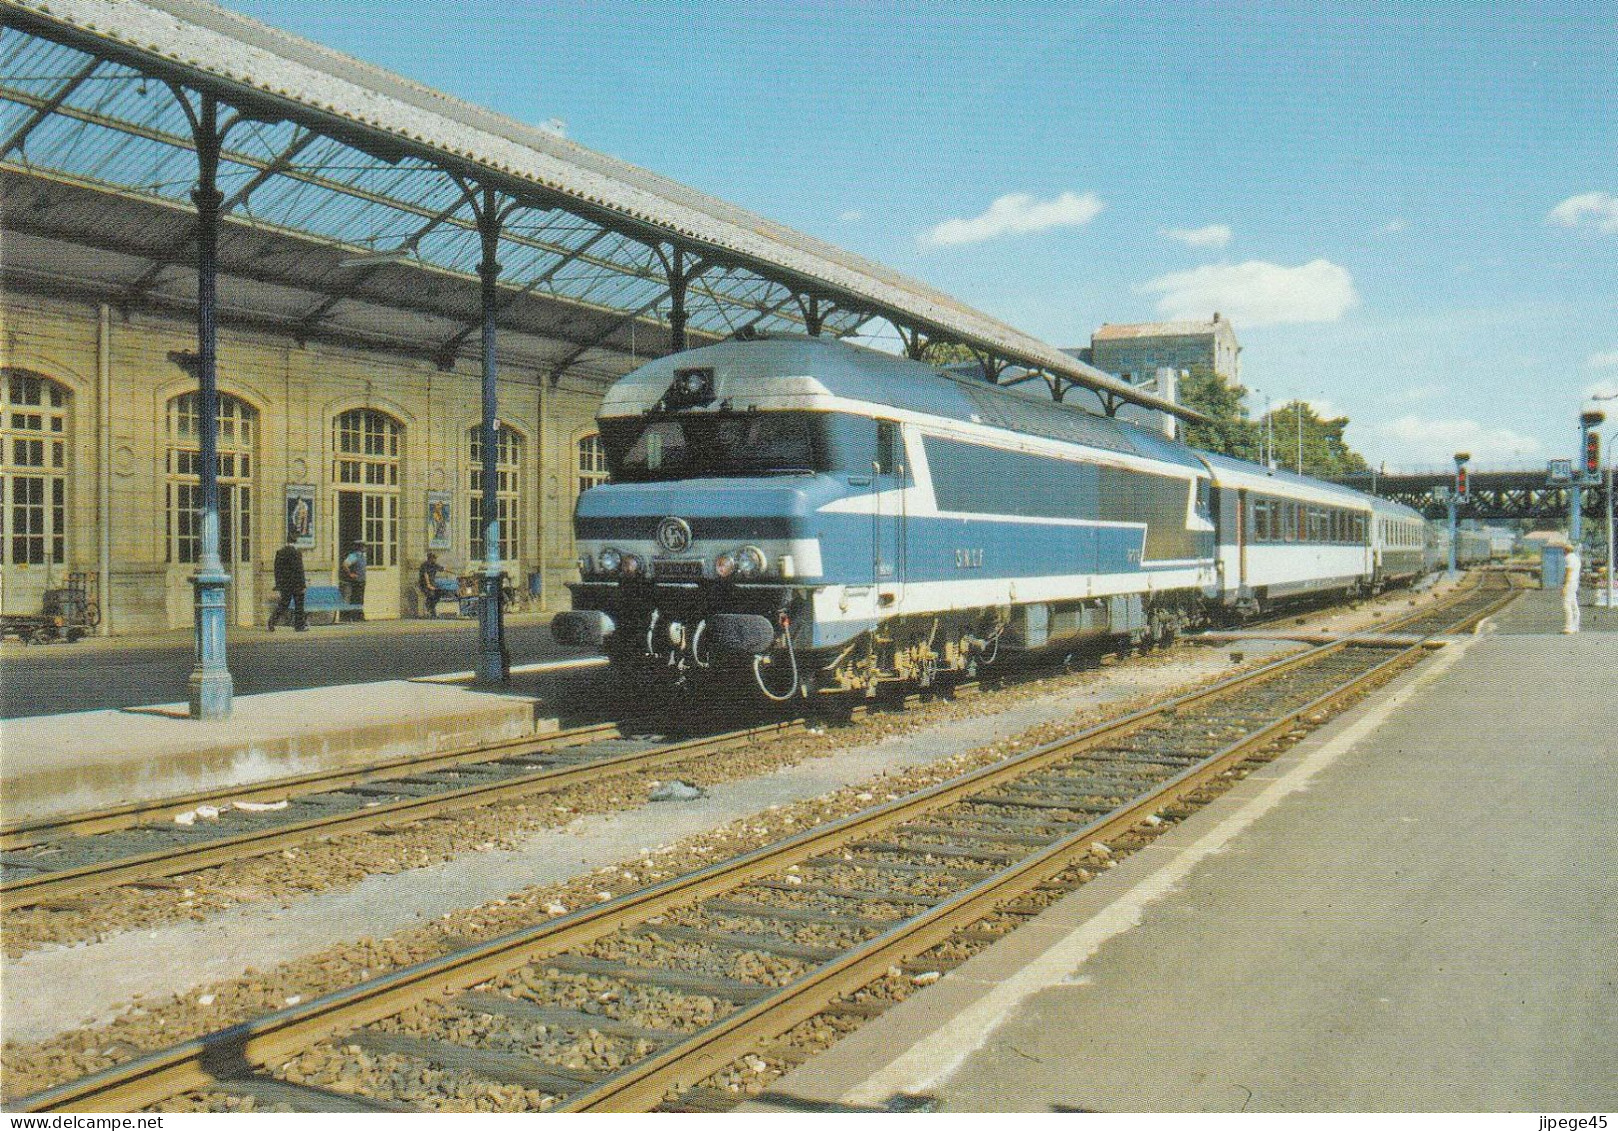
[0,0,1198,420]
[1332,471,1609,523]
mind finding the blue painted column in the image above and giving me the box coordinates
[187,93,233,719]
[1571,414,1595,549]
[1448,452,1468,578]
[1456,498,1469,579]
[475,188,508,683]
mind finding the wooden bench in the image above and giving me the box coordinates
[268,584,362,625]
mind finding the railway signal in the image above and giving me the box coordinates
[1571,411,1605,546]
[1448,452,1470,576]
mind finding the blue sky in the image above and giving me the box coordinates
[226,0,1616,471]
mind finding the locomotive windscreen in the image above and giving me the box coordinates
[601,411,824,481]
[599,412,911,483]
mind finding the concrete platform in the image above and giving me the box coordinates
[750,626,1617,1112]
[1491,585,1618,634]
[0,680,557,822]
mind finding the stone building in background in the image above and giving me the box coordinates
[1084,314,1242,388]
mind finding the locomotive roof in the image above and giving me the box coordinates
[600,336,1208,472]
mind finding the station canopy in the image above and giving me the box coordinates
[1,0,1194,420]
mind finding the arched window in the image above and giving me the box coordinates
[2,371,71,566]
[469,423,523,562]
[166,391,256,565]
[333,409,401,567]
[577,432,608,495]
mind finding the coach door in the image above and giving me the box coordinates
[1237,487,1249,588]
[872,420,906,611]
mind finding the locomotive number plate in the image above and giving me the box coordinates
[652,558,703,578]
[954,548,984,569]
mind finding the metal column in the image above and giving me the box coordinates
[667,248,689,353]
[182,92,234,719]
[473,186,511,683]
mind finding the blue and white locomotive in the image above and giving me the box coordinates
[552,336,1428,698]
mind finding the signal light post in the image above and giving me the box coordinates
[1571,411,1604,550]
[1448,452,1470,577]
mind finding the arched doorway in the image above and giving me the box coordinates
[332,408,403,617]
[1,370,72,616]
[165,390,259,627]
[468,422,525,580]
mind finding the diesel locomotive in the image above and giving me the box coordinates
[552,336,1430,698]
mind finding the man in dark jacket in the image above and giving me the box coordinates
[269,538,307,631]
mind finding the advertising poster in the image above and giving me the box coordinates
[284,484,316,549]
[426,490,452,550]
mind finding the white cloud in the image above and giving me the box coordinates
[1587,350,1618,369]
[1161,224,1232,249]
[540,117,567,137]
[1380,219,1407,234]
[1547,192,1618,234]
[1305,398,1343,419]
[1380,383,1444,404]
[919,191,1104,249]
[1138,259,1359,327]
[837,209,865,223]
[1365,415,1544,469]
[1585,378,1618,401]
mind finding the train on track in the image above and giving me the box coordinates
[553,336,1465,698]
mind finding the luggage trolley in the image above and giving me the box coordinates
[0,571,101,644]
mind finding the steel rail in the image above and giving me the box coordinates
[12,588,1489,1114]
[0,722,621,851]
[564,640,1431,1110]
[0,719,804,913]
[2,580,1512,914]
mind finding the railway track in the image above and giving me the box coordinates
[0,721,803,914]
[0,578,1513,916]
[11,579,1517,1113]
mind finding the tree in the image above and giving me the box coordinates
[1262,400,1370,477]
[1177,364,1263,461]
[919,340,985,368]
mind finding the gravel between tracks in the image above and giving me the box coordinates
[0,580,1464,1102]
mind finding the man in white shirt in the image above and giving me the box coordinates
[1562,546,1582,634]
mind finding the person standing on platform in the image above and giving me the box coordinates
[1562,544,1582,634]
[268,538,307,631]
[341,540,368,622]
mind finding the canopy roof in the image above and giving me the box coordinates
[0,0,1198,418]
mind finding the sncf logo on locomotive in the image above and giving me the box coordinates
[656,516,693,554]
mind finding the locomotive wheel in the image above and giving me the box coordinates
[29,626,54,645]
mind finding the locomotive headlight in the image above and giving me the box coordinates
[577,553,593,576]
[735,545,766,579]
[619,553,643,577]
[713,551,737,579]
[598,547,622,574]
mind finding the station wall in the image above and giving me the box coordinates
[1,289,609,633]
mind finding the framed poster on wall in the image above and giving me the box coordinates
[284,484,316,549]
[426,490,452,551]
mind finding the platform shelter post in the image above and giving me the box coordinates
[473,186,512,684]
[181,91,234,719]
